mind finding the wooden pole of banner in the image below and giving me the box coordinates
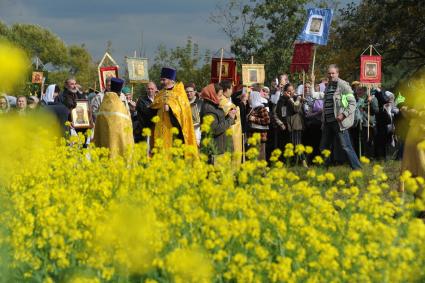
[302,70,306,99]
[218,48,224,83]
[40,78,45,98]
[367,45,372,141]
[311,45,317,86]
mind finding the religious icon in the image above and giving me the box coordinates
[126,57,149,82]
[32,72,43,84]
[71,100,91,129]
[134,61,145,76]
[359,55,382,85]
[365,62,377,78]
[99,66,119,91]
[242,64,265,86]
[309,17,323,34]
[217,62,230,77]
[103,70,117,86]
[249,69,258,83]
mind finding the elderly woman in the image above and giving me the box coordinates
[247,87,270,160]
[200,83,236,161]
[0,95,10,114]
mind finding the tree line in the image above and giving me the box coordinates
[0,0,423,96]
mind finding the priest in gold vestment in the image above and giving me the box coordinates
[93,78,134,157]
[150,67,197,151]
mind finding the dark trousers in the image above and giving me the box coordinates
[303,124,322,157]
[320,121,361,169]
[350,126,376,159]
[291,130,303,145]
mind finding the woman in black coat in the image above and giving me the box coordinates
[200,83,236,159]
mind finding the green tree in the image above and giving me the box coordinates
[211,0,333,83]
[0,22,98,94]
[67,44,98,89]
[8,23,69,67]
[148,37,211,91]
[317,0,425,87]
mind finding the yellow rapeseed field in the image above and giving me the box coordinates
[0,113,424,283]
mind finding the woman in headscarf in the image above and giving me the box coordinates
[200,83,236,161]
[247,86,270,160]
[0,94,10,114]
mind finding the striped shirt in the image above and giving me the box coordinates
[324,82,337,123]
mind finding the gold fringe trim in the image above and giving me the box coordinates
[359,83,381,88]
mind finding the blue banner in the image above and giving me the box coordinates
[298,8,333,46]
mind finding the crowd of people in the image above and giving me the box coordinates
[0,64,412,169]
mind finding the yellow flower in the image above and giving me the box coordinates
[295,144,305,155]
[312,155,324,165]
[283,148,294,158]
[0,40,29,92]
[166,248,213,283]
[285,143,294,150]
[270,149,282,162]
[360,156,370,164]
[305,146,313,154]
[225,127,233,137]
[321,149,331,158]
[151,115,160,123]
[142,128,152,137]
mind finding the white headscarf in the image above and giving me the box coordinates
[43,84,56,104]
[270,90,280,104]
[249,91,268,109]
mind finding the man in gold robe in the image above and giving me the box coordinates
[219,80,243,166]
[150,67,197,151]
[93,78,134,157]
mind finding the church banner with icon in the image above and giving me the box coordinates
[298,8,333,46]
[126,57,149,83]
[360,55,382,86]
[241,64,265,86]
[210,58,237,84]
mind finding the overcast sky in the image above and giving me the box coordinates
[0,0,355,66]
[0,0,230,65]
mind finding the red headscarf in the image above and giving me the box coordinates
[201,84,220,105]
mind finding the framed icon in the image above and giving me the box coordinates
[242,64,265,86]
[71,100,92,129]
[216,62,230,77]
[309,17,323,33]
[306,15,324,36]
[126,57,149,83]
[210,58,237,82]
[364,62,378,78]
[32,72,44,84]
[360,55,382,84]
[99,66,119,91]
